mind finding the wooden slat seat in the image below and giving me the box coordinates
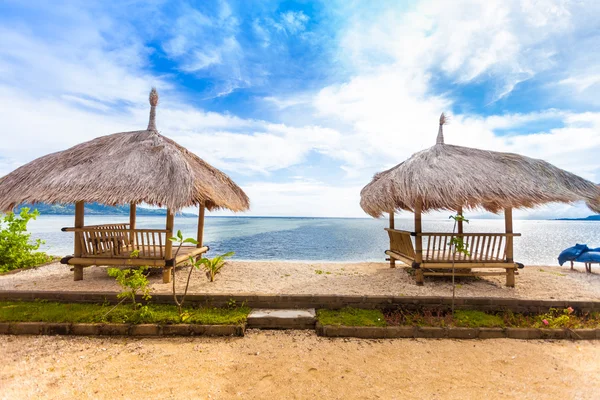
[385,228,520,285]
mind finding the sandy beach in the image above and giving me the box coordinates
[1,331,599,400]
[1,261,599,300]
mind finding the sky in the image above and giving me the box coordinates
[0,0,599,219]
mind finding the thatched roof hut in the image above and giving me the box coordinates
[0,89,249,283]
[0,88,249,213]
[360,113,600,287]
[360,114,600,217]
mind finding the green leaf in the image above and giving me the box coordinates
[177,230,183,240]
[183,238,198,245]
[168,237,179,242]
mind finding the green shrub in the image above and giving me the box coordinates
[107,267,152,309]
[0,208,51,272]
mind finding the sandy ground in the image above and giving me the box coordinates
[1,261,600,300]
[1,331,599,400]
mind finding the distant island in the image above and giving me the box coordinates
[554,215,600,221]
[16,203,197,217]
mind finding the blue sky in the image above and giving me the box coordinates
[0,0,599,218]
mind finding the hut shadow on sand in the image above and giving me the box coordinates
[0,89,250,283]
[360,113,600,287]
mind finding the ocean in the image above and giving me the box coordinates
[25,216,600,266]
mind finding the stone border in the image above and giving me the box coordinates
[1,291,599,313]
[315,322,600,340]
[0,322,245,337]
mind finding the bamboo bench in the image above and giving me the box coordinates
[385,229,522,286]
[61,224,208,277]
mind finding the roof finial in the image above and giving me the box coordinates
[436,112,447,145]
[147,88,159,131]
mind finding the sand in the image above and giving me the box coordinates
[1,331,599,399]
[1,261,600,300]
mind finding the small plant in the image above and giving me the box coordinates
[168,230,234,317]
[199,252,234,282]
[226,298,237,309]
[107,267,152,309]
[449,213,470,314]
[0,208,51,272]
[169,230,200,317]
[535,307,580,329]
[315,269,324,275]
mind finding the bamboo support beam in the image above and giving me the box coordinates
[389,211,396,268]
[129,203,136,245]
[505,207,515,287]
[163,208,174,283]
[457,206,463,235]
[73,201,84,281]
[414,200,424,285]
[197,203,205,248]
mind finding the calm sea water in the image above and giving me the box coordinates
[26,216,600,266]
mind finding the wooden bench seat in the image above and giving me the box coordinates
[385,229,520,287]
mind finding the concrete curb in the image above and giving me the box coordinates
[315,323,600,340]
[1,291,600,313]
[1,322,245,337]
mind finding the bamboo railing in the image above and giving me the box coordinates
[62,225,167,259]
[385,229,521,263]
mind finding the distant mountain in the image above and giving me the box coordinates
[16,203,197,217]
[554,215,600,221]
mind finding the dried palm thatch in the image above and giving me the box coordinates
[0,88,249,212]
[360,113,600,217]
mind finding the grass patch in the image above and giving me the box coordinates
[314,307,600,329]
[453,310,504,328]
[0,301,250,325]
[317,308,387,327]
[383,307,600,329]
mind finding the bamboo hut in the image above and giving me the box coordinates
[0,89,249,283]
[360,114,600,287]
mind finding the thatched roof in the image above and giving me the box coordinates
[0,89,250,212]
[360,114,600,217]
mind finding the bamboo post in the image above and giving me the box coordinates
[457,206,463,235]
[505,207,515,287]
[163,208,174,283]
[129,202,136,246]
[73,201,84,281]
[197,203,205,248]
[389,211,396,268]
[414,200,424,285]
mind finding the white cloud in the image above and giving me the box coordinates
[336,0,594,101]
[559,74,600,92]
[236,179,363,217]
[172,124,341,174]
[279,11,309,34]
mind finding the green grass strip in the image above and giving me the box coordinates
[453,310,505,328]
[0,301,250,325]
[317,308,387,327]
